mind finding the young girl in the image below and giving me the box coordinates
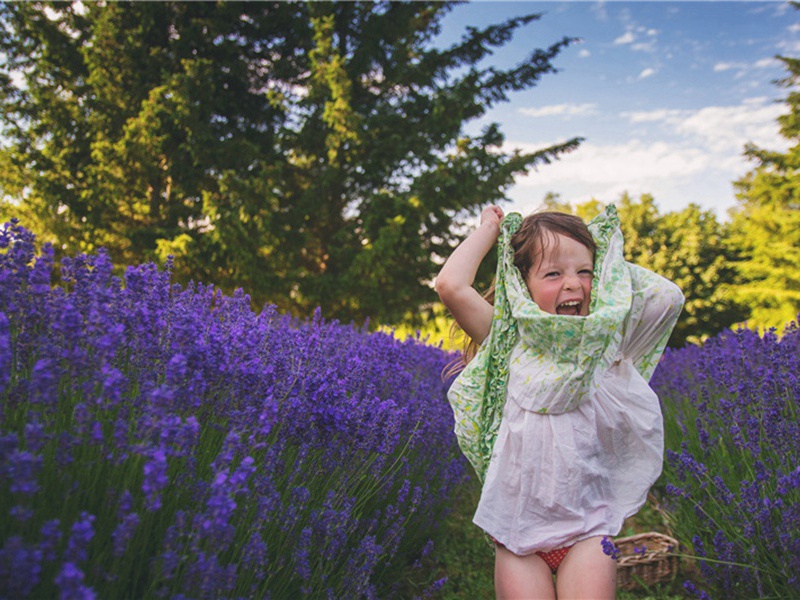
[436,204,684,599]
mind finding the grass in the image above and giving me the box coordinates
[431,477,693,599]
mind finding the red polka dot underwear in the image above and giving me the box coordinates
[493,538,574,573]
[536,546,573,573]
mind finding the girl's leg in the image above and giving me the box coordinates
[494,543,555,600]
[555,536,617,600]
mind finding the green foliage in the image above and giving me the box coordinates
[728,55,800,330]
[0,1,580,325]
[430,477,496,600]
[616,195,748,347]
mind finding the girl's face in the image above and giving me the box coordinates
[525,233,594,316]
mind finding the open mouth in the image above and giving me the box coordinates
[556,300,582,316]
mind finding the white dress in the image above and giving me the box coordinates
[446,206,684,556]
[472,265,684,555]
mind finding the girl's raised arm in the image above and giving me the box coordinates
[435,206,503,345]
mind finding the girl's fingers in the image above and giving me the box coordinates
[481,205,504,224]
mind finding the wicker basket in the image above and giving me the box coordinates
[615,532,679,591]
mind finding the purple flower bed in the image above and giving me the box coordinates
[0,220,467,598]
[652,321,800,599]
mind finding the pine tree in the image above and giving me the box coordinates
[0,1,580,324]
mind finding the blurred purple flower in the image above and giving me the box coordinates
[55,562,95,600]
[65,512,95,565]
[10,504,34,522]
[24,420,47,453]
[142,448,169,511]
[112,512,140,558]
[6,449,43,495]
[40,519,62,562]
[0,312,10,393]
[0,535,42,597]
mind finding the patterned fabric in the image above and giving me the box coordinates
[446,205,677,481]
[536,546,573,573]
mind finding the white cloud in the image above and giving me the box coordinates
[778,39,800,54]
[519,103,598,118]
[713,62,741,72]
[591,2,609,22]
[754,57,779,69]
[503,99,788,216]
[638,68,656,80]
[714,57,783,76]
[505,138,743,216]
[511,139,711,187]
[614,30,635,45]
[623,101,788,154]
[625,108,684,123]
[579,49,591,58]
[676,104,788,153]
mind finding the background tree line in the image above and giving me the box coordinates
[1,1,798,347]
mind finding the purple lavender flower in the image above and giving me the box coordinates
[142,448,169,511]
[241,531,268,573]
[0,432,17,462]
[1,221,467,597]
[0,535,43,597]
[40,519,62,562]
[0,312,10,394]
[112,512,140,558]
[29,357,60,406]
[55,562,96,600]
[683,579,712,600]
[294,527,313,581]
[600,536,620,560]
[6,449,43,495]
[183,551,237,598]
[343,535,384,598]
[24,420,47,453]
[65,512,96,565]
[657,320,800,598]
[10,504,34,522]
[419,577,448,599]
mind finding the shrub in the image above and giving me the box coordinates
[0,220,466,598]
[653,321,800,598]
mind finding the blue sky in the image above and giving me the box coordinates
[437,1,799,218]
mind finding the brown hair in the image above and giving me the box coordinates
[443,211,596,380]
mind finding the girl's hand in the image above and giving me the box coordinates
[436,204,504,344]
[480,205,504,231]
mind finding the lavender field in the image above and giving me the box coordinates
[652,321,800,598]
[2,216,799,600]
[0,221,466,598]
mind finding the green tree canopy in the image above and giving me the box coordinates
[728,54,800,330]
[0,1,581,325]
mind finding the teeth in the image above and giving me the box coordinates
[559,301,580,308]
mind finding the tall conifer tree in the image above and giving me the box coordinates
[0,1,580,324]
